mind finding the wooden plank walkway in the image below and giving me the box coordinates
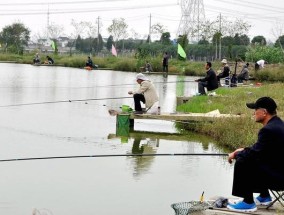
[129,110,241,122]
[205,205,283,215]
[203,197,284,215]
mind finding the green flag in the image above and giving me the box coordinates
[51,40,56,50]
[177,43,187,59]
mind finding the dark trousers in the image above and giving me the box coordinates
[133,94,145,111]
[198,82,207,95]
[163,64,168,73]
[232,158,270,201]
[255,63,260,71]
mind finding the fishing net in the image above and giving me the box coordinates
[171,201,212,215]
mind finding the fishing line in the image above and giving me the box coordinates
[0,153,228,162]
[0,80,197,90]
[0,96,132,108]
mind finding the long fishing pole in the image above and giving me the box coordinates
[0,80,197,90]
[0,96,132,108]
[0,153,228,162]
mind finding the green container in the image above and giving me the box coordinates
[117,114,130,127]
[121,105,133,113]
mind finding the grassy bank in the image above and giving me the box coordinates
[176,83,284,150]
[1,53,284,81]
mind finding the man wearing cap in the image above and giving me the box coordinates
[217,59,230,85]
[227,97,284,212]
[128,73,159,114]
[195,62,218,95]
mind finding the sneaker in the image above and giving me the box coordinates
[255,196,272,206]
[227,201,257,212]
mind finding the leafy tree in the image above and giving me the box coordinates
[106,35,114,51]
[275,35,284,49]
[68,19,87,56]
[222,36,234,46]
[75,35,83,51]
[107,18,128,45]
[246,45,284,63]
[93,34,104,53]
[48,23,63,55]
[146,35,151,44]
[212,32,222,46]
[0,22,30,54]
[198,37,209,45]
[151,23,166,41]
[236,34,250,46]
[160,32,171,45]
[177,34,189,48]
[251,35,266,46]
[199,17,250,44]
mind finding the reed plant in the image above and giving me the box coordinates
[3,53,284,79]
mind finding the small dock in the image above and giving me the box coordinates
[130,110,240,122]
[115,110,241,137]
[205,206,283,215]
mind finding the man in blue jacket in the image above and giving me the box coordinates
[195,62,218,95]
[227,97,284,212]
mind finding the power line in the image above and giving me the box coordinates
[0,0,129,6]
[219,0,284,13]
[0,3,178,16]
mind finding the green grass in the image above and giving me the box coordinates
[176,83,284,150]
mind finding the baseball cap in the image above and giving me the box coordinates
[246,97,277,113]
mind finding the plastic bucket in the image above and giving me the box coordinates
[121,105,132,113]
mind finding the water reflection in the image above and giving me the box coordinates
[129,137,157,178]
[0,63,233,215]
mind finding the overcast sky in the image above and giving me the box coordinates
[1,0,284,42]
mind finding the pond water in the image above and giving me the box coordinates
[0,63,233,215]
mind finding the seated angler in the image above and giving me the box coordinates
[128,73,159,114]
[217,59,230,85]
[195,61,218,95]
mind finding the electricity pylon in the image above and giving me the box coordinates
[177,0,205,43]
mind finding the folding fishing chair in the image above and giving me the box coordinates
[266,189,284,209]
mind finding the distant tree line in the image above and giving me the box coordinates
[1,19,284,63]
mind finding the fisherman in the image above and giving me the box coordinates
[217,59,230,85]
[227,97,284,212]
[85,56,93,68]
[255,59,267,71]
[33,53,41,64]
[46,55,54,64]
[162,52,169,73]
[237,63,249,83]
[140,61,153,73]
[128,73,159,114]
[195,61,218,95]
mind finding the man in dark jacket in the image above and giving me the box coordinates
[227,97,284,212]
[195,62,218,95]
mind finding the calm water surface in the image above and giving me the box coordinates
[0,63,233,215]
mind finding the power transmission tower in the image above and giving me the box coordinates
[177,0,205,43]
[46,4,50,40]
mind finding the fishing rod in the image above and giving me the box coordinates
[0,80,197,90]
[0,153,228,162]
[0,96,132,108]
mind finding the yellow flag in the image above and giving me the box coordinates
[51,40,56,50]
